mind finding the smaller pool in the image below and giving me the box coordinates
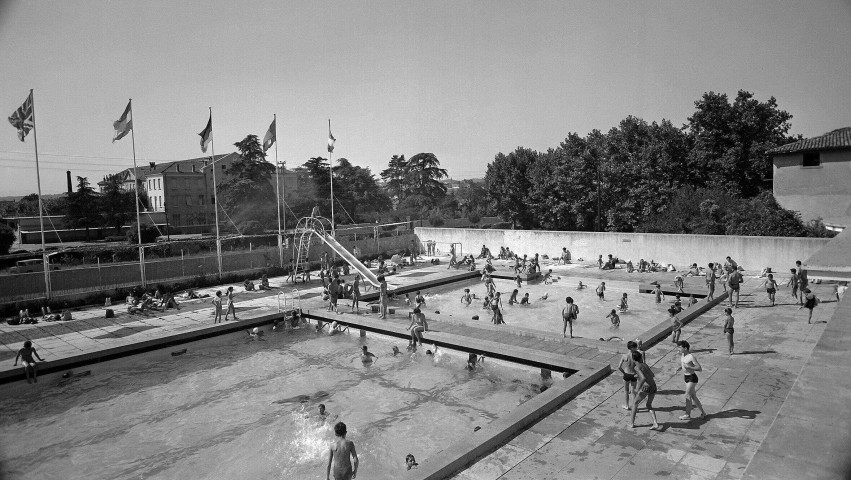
[388,273,673,342]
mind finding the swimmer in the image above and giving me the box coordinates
[466,353,485,370]
[460,288,472,306]
[596,282,606,300]
[406,453,419,470]
[361,345,377,363]
[619,293,628,312]
[392,346,401,356]
[577,281,586,290]
[514,275,522,289]
[247,327,265,340]
[607,309,620,328]
[327,422,359,480]
[520,293,530,305]
[652,284,665,303]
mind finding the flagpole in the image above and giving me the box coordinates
[328,119,335,237]
[272,114,283,268]
[209,107,223,279]
[29,89,51,300]
[128,99,146,287]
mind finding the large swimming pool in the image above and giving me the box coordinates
[0,326,553,480]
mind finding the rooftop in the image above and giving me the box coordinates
[768,127,851,155]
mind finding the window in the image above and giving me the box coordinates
[198,195,205,205]
[185,196,192,206]
[803,152,821,167]
[211,195,216,205]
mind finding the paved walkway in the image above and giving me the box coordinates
[450,280,840,480]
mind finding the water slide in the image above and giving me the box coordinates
[316,231,381,287]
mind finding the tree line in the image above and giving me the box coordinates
[485,90,835,237]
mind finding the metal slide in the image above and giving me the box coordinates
[317,231,381,287]
[293,216,381,287]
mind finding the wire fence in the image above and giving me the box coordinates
[0,222,421,306]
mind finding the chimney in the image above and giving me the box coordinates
[176,164,181,172]
[149,162,156,169]
[66,171,72,193]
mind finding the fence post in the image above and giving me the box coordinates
[181,249,185,278]
[97,257,102,289]
[250,242,253,270]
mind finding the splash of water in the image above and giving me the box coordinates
[276,406,331,466]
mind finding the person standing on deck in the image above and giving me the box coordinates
[377,276,388,319]
[705,263,717,301]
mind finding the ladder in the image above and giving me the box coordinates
[292,215,331,278]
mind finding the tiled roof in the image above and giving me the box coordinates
[768,127,851,155]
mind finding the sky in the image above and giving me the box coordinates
[1,0,850,197]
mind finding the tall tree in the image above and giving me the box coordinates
[99,174,136,234]
[485,147,538,229]
[219,135,277,229]
[65,176,100,240]
[404,153,448,206]
[303,156,332,217]
[686,90,796,197]
[380,155,408,205]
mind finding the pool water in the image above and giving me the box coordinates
[391,274,674,341]
[0,327,553,480]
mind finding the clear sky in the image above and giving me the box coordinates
[1,0,850,196]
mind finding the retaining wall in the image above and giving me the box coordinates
[415,228,830,272]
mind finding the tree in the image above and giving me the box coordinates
[686,90,796,197]
[380,155,408,205]
[126,221,159,243]
[65,176,100,240]
[405,153,448,206]
[99,174,136,234]
[724,191,808,237]
[333,158,392,222]
[602,117,691,231]
[485,147,538,229]
[0,223,15,255]
[453,180,494,218]
[219,135,277,227]
[303,156,332,217]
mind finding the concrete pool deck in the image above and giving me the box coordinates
[0,259,846,479]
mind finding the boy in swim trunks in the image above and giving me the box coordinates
[800,288,819,324]
[670,307,682,344]
[629,350,660,430]
[652,284,664,303]
[562,296,578,339]
[727,269,743,308]
[723,307,735,354]
[617,340,641,410]
[762,274,778,307]
[705,263,717,301]
[327,422,358,480]
[461,288,472,306]
[675,340,706,421]
[14,340,45,384]
[361,345,377,363]
[596,282,606,300]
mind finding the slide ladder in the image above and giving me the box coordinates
[293,216,381,287]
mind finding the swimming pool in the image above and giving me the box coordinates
[0,326,554,480]
[390,273,673,342]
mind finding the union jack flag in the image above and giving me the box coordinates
[8,91,34,142]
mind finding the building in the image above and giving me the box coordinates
[768,127,851,231]
[99,153,315,234]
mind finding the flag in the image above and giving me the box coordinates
[199,113,212,153]
[327,121,335,153]
[112,100,132,143]
[263,117,276,152]
[8,91,34,142]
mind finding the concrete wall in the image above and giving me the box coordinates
[773,149,851,222]
[415,227,831,272]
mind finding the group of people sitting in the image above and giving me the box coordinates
[7,307,73,325]
[243,274,273,292]
[127,288,179,314]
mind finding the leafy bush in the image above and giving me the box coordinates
[429,214,444,227]
[126,222,160,244]
[0,223,15,255]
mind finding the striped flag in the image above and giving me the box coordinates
[199,113,212,153]
[8,91,34,142]
[262,117,276,152]
[112,100,133,143]
[327,120,335,153]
